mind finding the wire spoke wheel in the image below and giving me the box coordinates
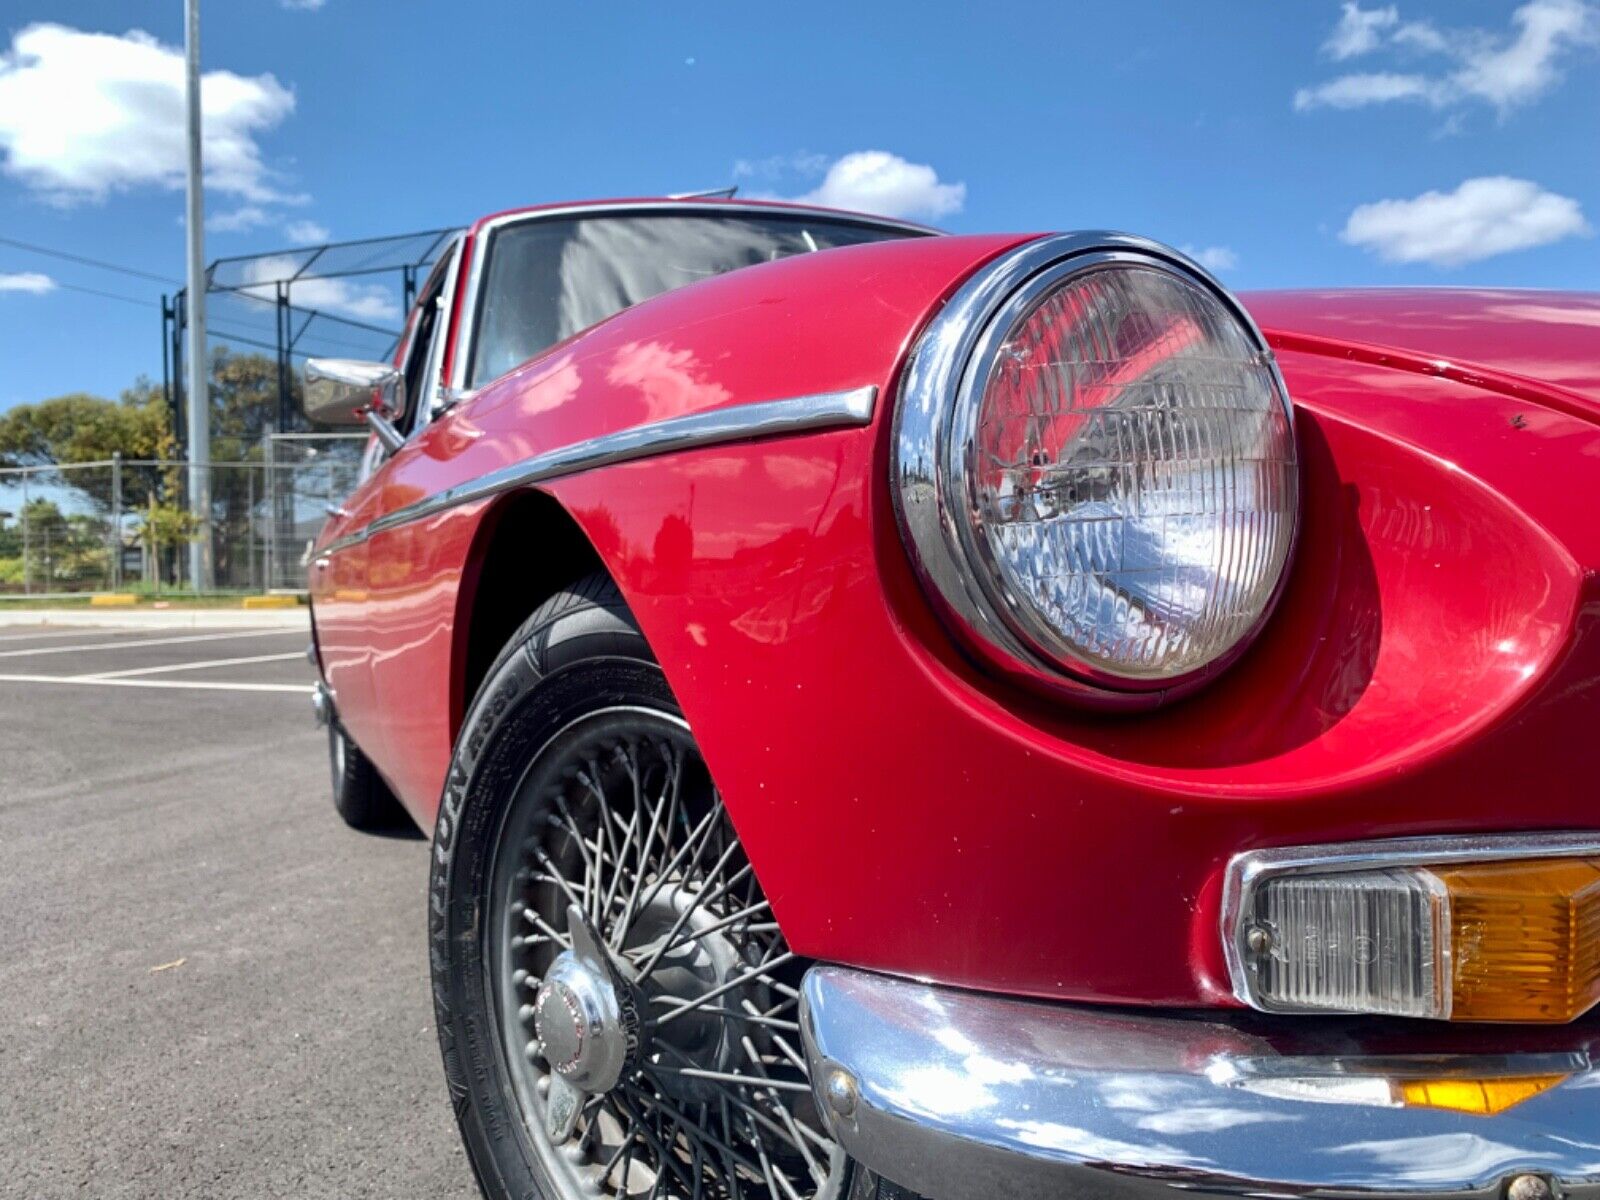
[489,706,843,1200]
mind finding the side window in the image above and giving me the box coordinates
[404,242,462,438]
[410,295,451,435]
[400,292,440,427]
[356,246,456,483]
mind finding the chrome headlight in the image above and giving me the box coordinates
[894,233,1299,697]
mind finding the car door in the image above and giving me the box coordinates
[309,466,382,741]
[351,241,465,792]
[311,243,459,784]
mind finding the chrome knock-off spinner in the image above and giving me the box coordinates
[533,904,642,1140]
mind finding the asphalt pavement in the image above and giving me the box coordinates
[0,624,478,1198]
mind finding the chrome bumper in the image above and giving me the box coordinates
[800,966,1600,1200]
[311,679,331,727]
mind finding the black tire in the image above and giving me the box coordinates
[328,719,406,831]
[430,573,844,1200]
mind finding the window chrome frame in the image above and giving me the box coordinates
[1221,832,1600,1017]
[447,200,937,396]
[890,231,1299,705]
[413,235,464,435]
[400,234,464,440]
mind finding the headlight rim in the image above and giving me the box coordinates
[891,231,1300,703]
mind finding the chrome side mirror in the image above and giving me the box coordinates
[303,358,402,427]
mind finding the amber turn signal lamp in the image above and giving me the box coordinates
[1225,838,1600,1021]
[1398,1074,1571,1116]
[1436,857,1600,1023]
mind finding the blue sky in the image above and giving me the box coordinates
[1,0,1597,412]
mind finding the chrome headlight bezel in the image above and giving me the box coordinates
[891,232,1300,702]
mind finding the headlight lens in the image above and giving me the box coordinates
[894,236,1299,696]
[970,263,1297,681]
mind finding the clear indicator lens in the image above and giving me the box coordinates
[1242,868,1447,1019]
[972,263,1297,681]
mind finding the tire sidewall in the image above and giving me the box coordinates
[431,651,679,1199]
[330,720,398,830]
[329,721,345,802]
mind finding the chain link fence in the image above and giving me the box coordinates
[0,433,365,596]
[257,433,367,591]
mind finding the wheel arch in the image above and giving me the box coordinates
[450,487,608,738]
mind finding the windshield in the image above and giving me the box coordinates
[465,211,920,387]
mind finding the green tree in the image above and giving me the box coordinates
[0,350,298,474]
[0,498,112,589]
[0,390,164,466]
[0,380,174,510]
[0,511,22,586]
[132,493,200,591]
[210,348,305,459]
[203,349,304,585]
[1,349,341,590]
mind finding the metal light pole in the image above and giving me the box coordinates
[183,0,214,592]
[110,451,123,590]
[20,470,30,595]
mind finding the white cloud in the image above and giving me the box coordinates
[1341,176,1590,267]
[1390,20,1451,54]
[1297,0,1597,114]
[1295,72,1439,110]
[0,23,296,205]
[732,151,828,181]
[0,271,55,294]
[1455,0,1596,108]
[1180,244,1239,272]
[209,204,275,233]
[209,210,326,242]
[1325,3,1398,58]
[784,150,965,221]
[284,219,329,244]
[280,0,327,8]
[240,255,400,324]
[279,276,399,324]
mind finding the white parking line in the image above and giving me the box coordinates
[0,629,301,659]
[77,651,307,680]
[0,673,307,694]
[0,628,161,643]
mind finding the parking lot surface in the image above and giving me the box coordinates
[0,624,478,1199]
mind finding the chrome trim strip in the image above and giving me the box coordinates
[449,200,936,393]
[320,385,877,556]
[801,964,1600,1200]
[891,231,1298,702]
[1222,832,1600,1016]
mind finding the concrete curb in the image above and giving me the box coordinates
[0,608,310,630]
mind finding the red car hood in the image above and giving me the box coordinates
[1241,288,1600,421]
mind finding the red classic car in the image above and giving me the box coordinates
[304,196,1600,1200]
